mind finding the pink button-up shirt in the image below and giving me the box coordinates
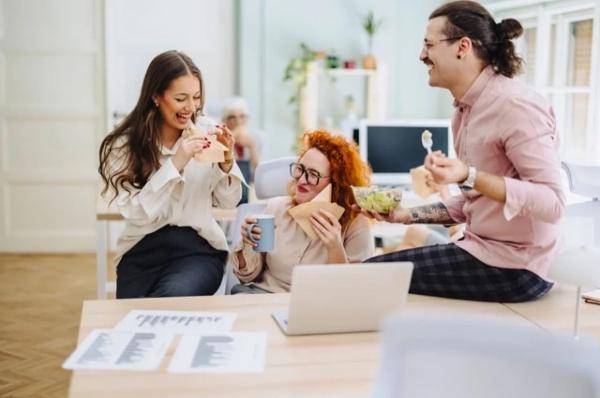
[445,66,565,279]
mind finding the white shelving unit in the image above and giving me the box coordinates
[298,62,388,132]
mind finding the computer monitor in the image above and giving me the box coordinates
[358,119,453,186]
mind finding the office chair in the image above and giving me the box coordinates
[562,161,600,247]
[372,314,600,398]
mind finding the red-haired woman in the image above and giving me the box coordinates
[231,130,374,294]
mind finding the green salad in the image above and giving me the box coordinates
[352,186,402,213]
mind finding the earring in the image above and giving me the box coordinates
[457,54,462,59]
[154,101,159,107]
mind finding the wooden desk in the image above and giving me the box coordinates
[95,197,237,299]
[69,293,532,398]
[504,284,600,341]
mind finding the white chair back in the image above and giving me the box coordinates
[560,216,595,249]
[254,156,297,199]
[562,161,600,199]
[549,246,600,287]
[372,314,600,398]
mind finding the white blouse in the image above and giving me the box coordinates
[110,137,244,264]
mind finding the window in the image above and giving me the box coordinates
[491,0,600,164]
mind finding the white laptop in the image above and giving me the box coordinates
[272,262,414,336]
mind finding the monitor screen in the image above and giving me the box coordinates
[358,120,452,185]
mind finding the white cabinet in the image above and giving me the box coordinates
[299,62,388,133]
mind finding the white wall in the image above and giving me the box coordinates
[0,0,236,252]
[239,0,450,160]
[0,0,104,252]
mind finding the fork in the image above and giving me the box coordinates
[421,130,433,154]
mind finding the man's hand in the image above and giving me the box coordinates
[425,151,468,185]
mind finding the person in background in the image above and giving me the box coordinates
[360,1,564,303]
[98,50,244,299]
[231,130,374,294]
[221,97,261,169]
[221,97,262,204]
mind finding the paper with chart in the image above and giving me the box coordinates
[115,310,237,334]
[62,329,172,370]
[168,332,266,373]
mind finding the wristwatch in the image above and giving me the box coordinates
[459,165,477,190]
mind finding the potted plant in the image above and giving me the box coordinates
[283,43,316,142]
[362,10,383,69]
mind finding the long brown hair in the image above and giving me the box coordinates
[430,1,524,77]
[98,50,204,199]
[293,130,371,231]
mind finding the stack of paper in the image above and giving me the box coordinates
[63,310,266,373]
[583,289,600,305]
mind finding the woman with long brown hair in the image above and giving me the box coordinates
[231,130,374,294]
[99,50,243,299]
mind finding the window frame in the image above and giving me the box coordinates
[489,0,600,163]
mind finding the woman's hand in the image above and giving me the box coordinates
[213,125,235,172]
[310,209,344,250]
[171,136,210,172]
[213,125,235,152]
[240,216,260,249]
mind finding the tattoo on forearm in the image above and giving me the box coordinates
[409,202,456,224]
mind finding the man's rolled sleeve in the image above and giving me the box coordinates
[501,100,565,223]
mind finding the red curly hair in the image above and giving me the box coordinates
[291,130,371,231]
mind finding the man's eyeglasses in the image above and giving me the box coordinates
[289,162,329,186]
[422,36,463,51]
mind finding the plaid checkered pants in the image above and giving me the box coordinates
[365,243,553,303]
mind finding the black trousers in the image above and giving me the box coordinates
[365,243,553,303]
[116,226,227,299]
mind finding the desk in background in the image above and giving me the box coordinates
[504,284,600,340]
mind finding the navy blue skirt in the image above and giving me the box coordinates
[116,225,226,299]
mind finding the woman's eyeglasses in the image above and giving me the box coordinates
[289,162,329,186]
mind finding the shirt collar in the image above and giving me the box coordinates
[453,65,495,109]
[160,136,183,156]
